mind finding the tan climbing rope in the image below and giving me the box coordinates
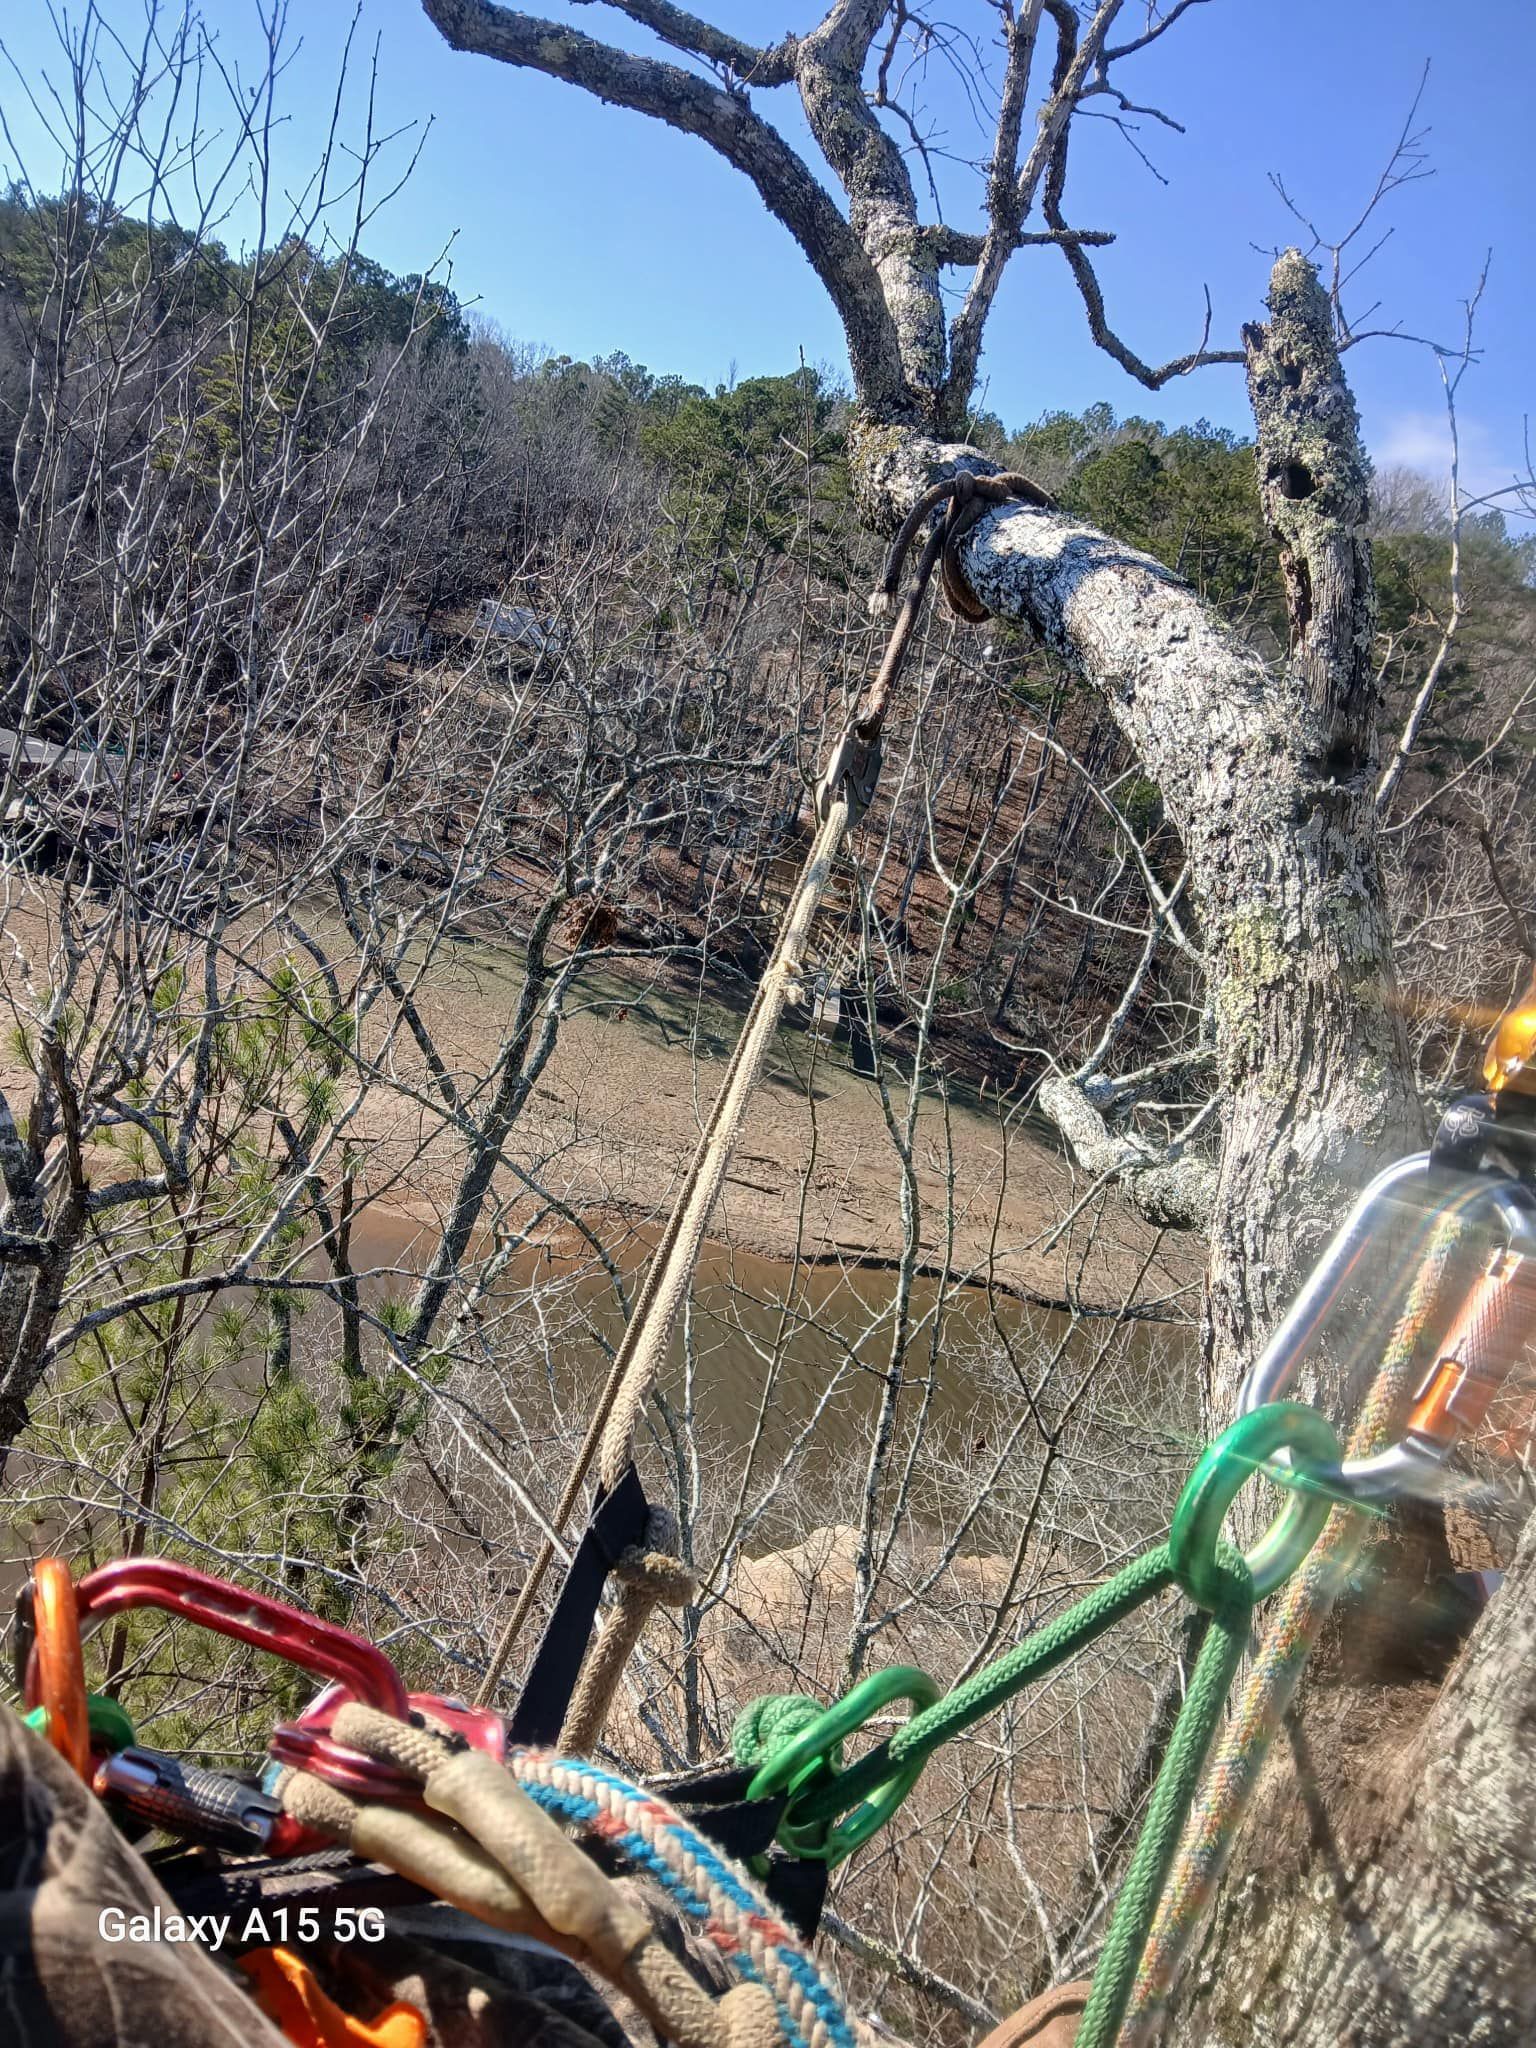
[473,465,1055,1718]
[278,1704,803,2048]
[558,1506,697,1753]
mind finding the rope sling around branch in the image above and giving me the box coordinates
[475,467,1055,1714]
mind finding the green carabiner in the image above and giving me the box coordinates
[1170,1401,1343,1610]
[24,1690,136,1756]
[745,1665,940,1864]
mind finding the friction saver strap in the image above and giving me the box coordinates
[873,469,1056,629]
[855,469,1055,743]
[507,1461,650,1747]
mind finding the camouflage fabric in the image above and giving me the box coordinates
[0,1703,287,2046]
[0,1703,689,2047]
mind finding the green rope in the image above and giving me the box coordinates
[1125,1209,1470,2030]
[1072,1552,1252,2048]
[888,1543,1178,1779]
[733,1406,1350,2048]
[734,1544,1254,2048]
[740,1544,1179,1833]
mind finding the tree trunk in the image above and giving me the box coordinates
[849,379,1419,1407]
[1169,1509,1536,2046]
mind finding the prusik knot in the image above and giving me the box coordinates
[613,1506,696,1606]
[731,1692,833,1772]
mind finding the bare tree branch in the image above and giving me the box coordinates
[420,0,910,410]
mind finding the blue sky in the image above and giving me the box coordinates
[2,1,1531,506]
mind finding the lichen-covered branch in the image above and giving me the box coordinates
[794,0,946,409]
[1037,1072,1217,1232]
[570,0,796,82]
[419,1,1418,1402]
[423,0,1232,429]
[845,282,1416,1395]
[946,0,1124,411]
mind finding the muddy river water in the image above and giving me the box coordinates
[340,1205,1195,1483]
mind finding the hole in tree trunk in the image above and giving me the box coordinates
[1277,460,1315,500]
[1325,737,1365,783]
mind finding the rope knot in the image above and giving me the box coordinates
[613,1542,697,1606]
[610,1506,694,1604]
[731,1692,833,1772]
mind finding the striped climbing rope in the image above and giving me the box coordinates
[509,1749,858,2048]
[1123,1210,1470,2037]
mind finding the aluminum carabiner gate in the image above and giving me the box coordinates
[1237,1136,1536,1504]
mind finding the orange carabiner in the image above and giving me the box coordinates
[27,1557,91,1780]
[1405,1245,1533,1455]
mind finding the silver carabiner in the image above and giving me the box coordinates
[1237,1152,1536,1503]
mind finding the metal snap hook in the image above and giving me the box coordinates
[745,1665,941,1864]
[1236,1151,1536,1505]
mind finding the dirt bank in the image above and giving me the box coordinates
[352,930,1198,1316]
[0,882,1198,1317]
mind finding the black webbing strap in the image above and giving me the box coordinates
[154,1845,429,1943]
[498,1459,834,1938]
[507,1460,650,1747]
[651,1762,830,1941]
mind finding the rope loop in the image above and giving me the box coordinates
[613,1505,697,1605]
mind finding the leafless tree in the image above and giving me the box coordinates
[408,6,1536,2045]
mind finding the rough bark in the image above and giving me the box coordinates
[1244,252,1378,752]
[417,16,1506,2036]
[1171,1511,1536,2047]
[1036,1072,1217,1233]
[849,403,1419,1404]
[794,2,947,411]
[420,0,1387,1393]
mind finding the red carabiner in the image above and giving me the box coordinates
[26,1558,409,1719]
[269,1683,507,1802]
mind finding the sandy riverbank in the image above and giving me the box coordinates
[0,880,1198,1317]
[349,929,1198,1317]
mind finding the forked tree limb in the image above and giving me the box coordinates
[848,383,1415,1402]
[423,0,1237,428]
[420,0,1417,1397]
[419,0,912,414]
